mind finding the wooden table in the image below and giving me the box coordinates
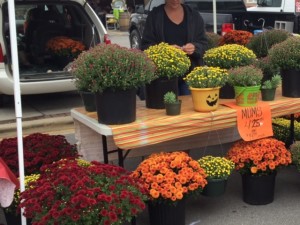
[71,90,300,165]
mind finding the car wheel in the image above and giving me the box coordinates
[130,29,141,49]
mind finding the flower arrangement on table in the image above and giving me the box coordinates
[184,66,228,88]
[227,65,263,87]
[198,155,235,180]
[268,36,300,70]
[144,42,191,79]
[253,56,280,82]
[71,43,157,93]
[130,151,207,205]
[219,30,253,46]
[46,36,85,58]
[20,158,148,225]
[0,133,78,177]
[203,44,256,69]
[226,138,292,176]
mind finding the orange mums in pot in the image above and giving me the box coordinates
[227,137,292,176]
[131,151,207,204]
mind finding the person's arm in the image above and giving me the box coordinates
[141,7,163,50]
[190,11,208,59]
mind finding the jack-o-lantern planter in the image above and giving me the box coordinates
[184,66,228,112]
[190,87,220,112]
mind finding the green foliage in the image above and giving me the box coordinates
[290,142,300,172]
[253,56,280,82]
[145,42,191,79]
[247,29,289,58]
[71,44,157,93]
[272,117,300,144]
[203,44,256,69]
[269,36,300,70]
[163,91,178,104]
[227,65,263,87]
[198,155,235,179]
[206,32,221,50]
[184,66,228,88]
[261,74,282,89]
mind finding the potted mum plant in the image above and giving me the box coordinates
[290,141,300,171]
[184,66,228,112]
[261,74,282,101]
[46,36,85,68]
[269,36,300,97]
[219,30,253,46]
[71,43,156,124]
[144,42,191,109]
[0,133,78,177]
[163,91,181,116]
[203,44,256,99]
[246,29,289,58]
[198,155,235,197]
[227,137,292,205]
[20,159,148,225]
[227,65,263,106]
[131,151,207,225]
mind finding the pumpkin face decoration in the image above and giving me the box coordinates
[206,93,219,106]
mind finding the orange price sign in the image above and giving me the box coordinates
[223,102,273,141]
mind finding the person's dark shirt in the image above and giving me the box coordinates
[163,8,187,47]
[141,4,208,68]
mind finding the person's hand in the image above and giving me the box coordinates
[182,43,195,55]
[172,44,182,49]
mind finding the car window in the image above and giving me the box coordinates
[145,0,165,12]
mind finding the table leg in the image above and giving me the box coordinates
[102,135,109,164]
[287,114,295,147]
[118,148,124,167]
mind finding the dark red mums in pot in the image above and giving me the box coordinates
[20,159,148,225]
[0,133,78,176]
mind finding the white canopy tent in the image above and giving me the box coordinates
[7,1,26,225]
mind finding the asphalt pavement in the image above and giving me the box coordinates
[1,30,300,225]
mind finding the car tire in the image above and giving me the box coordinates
[130,29,141,49]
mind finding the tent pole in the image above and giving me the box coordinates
[7,1,26,225]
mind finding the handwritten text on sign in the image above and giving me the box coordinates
[223,102,273,141]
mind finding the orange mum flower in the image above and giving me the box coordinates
[227,138,291,176]
[46,36,85,58]
[130,151,207,204]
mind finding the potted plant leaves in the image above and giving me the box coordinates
[184,66,228,112]
[131,151,207,225]
[227,137,292,205]
[144,42,191,109]
[227,65,263,106]
[203,44,256,99]
[198,155,235,197]
[269,36,300,97]
[261,74,282,101]
[71,43,156,124]
[163,91,181,116]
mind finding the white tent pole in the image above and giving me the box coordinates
[7,1,26,225]
[213,0,217,33]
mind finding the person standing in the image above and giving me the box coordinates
[141,0,208,95]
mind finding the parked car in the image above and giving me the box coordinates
[0,0,111,99]
[129,0,248,49]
